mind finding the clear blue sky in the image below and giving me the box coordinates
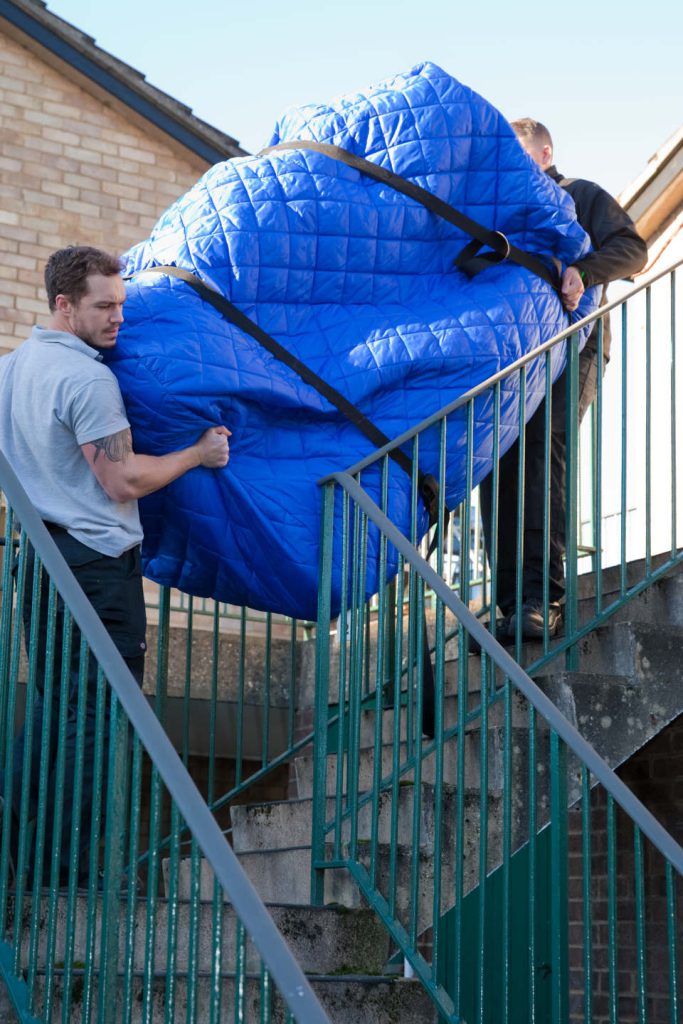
[46,0,681,198]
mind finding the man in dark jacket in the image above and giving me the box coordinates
[480,118,648,640]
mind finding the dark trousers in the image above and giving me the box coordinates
[480,346,604,614]
[3,529,146,882]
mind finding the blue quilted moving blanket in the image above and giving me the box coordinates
[109,62,598,620]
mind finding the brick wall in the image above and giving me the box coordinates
[568,714,683,1022]
[0,29,208,353]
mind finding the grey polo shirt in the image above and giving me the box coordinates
[0,325,143,557]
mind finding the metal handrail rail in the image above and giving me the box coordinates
[335,256,683,481]
[0,451,331,1024]
[330,469,683,874]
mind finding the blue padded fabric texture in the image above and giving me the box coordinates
[109,62,598,620]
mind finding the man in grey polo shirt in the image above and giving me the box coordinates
[0,245,230,883]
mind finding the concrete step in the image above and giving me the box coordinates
[230,785,502,858]
[33,972,438,1023]
[9,891,388,977]
[182,826,499,938]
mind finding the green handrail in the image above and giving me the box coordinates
[0,452,331,1024]
[312,258,683,1023]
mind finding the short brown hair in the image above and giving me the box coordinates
[44,246,122,311]
[510,118,553,151]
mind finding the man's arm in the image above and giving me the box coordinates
[81,425,230,503]
[561,181,648,312]
[569,182,648,288]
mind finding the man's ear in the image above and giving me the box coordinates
[54,293,73,314]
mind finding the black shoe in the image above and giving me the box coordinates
[510,599,563,640]
[467,614,514,655]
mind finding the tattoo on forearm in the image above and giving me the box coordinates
[91,428,132,464]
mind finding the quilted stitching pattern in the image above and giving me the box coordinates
[108,63,597,619]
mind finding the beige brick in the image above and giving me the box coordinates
[33,83,65,103]
[5,63,43,86]
[19,238,55,258]
[75,148,104,167]
[0,103,21,125]
[0,184,21,201]
[102,153,139,174]
[2,224,38,245]
[52,155,82,174]
[0,209,19,226]
[119,196,158,216]
[0,236,19,254]
[0,265,19,282]
[21,214,61,234]
[21,135,63,157]
[8,279,40,299]
[21,189,61,209]
[102,179,139,201]
[118,145,156,166]
[15,295,46,316]
[42,100,87,121]
[0,73,26,91]
[80,188,118,210]
[61,198,101,218]
[42,126,81,147]
[63,170,113,191]
[3,91,40,112]
[43,181,80,200]
[2,251,37,272]
[8,308,33,326]
[0,42,28,67]
[0,156,21,173]
[23,108,65,130]
[117,171,146,190]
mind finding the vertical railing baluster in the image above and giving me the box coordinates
[595,320,604,617]
[311,482,334,906]
[370,459,390,889]
[607,793,618,1024]
[513,367,527,660]
[388,553,404,920]
[476,651,490,1024]
[645,286,652,576]
[501,674,512,1024]
[60,637,90,1024]
[164,799,181,1024]
[209,875,224,1024]
[209,604,219,808]
[665,860,678,1024]
[670,269,677,556]
[542,349,553,653]
[262,613,272,768]
[581,767,593,1024]
[431,416,448,982]
[527,700,537,1022]
[620,304,629,594]
[27,576,58,1011]
[333,489,350,861]
[565,333,580,671]
[43,610,74,1023]
[235,607,247,789]
[123,734,143,1024]
[489,382,501,661]
[549,730,568,1024]
[234,918,246,1024]
[634,824,647,1024]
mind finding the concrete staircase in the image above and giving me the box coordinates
[11,560,683,1023]
[176,559,683,1020]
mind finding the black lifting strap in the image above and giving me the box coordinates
[130,265,441,524]
[260,140,562,291]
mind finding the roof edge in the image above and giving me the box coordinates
[0,0,249,163]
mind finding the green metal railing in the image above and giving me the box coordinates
[311,260,683,1023]
[0,456,331,1023]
